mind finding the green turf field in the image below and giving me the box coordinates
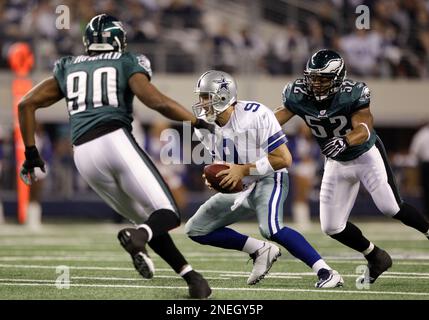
[0,221,428,300]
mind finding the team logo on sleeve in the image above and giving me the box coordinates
[359,86,370,102]
[137,55,152,76]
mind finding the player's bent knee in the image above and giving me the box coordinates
[184,219,195,236]
[184,218,207,238]
[321,223,346,236]
[378,202,400,217]
[258,224,273,240]
[152,208,181,228]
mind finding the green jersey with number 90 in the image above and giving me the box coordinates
[282,78,376,161]
[53,52,152,144]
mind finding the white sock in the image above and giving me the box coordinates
[179,265,193,277]
[424,229,429,237]
[137,224,153,242]
[242,237,266,254]
[311,259,331,274]
[362,242,375,256]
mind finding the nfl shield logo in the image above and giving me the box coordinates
[318,110,327,118]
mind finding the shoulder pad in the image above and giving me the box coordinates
[282,78,307,108]
[339,79,370,110]
[53,56,73,73]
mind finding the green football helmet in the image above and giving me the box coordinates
[83,14,127,54]
[304,49,346,101]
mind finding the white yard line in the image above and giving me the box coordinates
[1,264,429,276]
[0,281,428,297]
[0,264,134,271]
[2,264,429,281]
[71,275,228,281]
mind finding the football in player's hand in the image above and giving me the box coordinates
[203,164,243,194]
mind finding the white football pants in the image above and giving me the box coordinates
[320,139,401,235]
[73,128,177,225]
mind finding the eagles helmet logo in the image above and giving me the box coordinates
[304,49,347,101]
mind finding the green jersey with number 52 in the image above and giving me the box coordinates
[282,78,376,161]
[53,52,152,144]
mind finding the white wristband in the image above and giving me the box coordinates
[253,156,274,176]
[359,122,371,142]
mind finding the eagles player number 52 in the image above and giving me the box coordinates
[275,49,429,285]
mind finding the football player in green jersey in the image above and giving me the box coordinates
[275,49,429,285]
[17,14,212,299]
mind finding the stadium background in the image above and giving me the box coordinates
[0,0,428,223]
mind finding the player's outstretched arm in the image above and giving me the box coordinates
[18,77,63,147]
[345,107,374,146]
[129,73,198,125]
[18,76,63,184]
[274,105,295,125]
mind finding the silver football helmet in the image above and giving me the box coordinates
[192,70,237,123]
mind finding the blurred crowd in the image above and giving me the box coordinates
[0,0,429,77]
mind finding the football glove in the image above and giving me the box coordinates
[321,136,349,158]
[193,118,215,134]
[20,146,45,185]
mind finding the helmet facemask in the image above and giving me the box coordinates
[304,72,343,101]
[192,93,220,123]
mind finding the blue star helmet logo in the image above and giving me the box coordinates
[214,76,231,90]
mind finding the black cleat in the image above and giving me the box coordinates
[118,228,155,279]
[357,247,392,285]
[184,270,212,299]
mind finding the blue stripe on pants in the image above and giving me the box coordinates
[268,172,282,236]
[275,173,283,232]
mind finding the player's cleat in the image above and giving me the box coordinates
[315,269,344,288]
[357,247,392,285]
[185,270,212,299]
[117,228,155,279]
[247,242,281,285]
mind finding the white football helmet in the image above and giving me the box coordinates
[192,70,237,123]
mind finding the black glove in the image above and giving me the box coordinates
[20,146,46,185]
[193,118,215,134]
[321,136,349,158]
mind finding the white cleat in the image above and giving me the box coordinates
[315,269,344,288]
[247,242,281,285]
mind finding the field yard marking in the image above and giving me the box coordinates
[0,264,134,271]
[0,282,428,297]
[220,274,303,279]
[222,273,429,280]
[0,256,125,262]
[72,275,229,281]
[2,264,429,277]
[0,278,55,283]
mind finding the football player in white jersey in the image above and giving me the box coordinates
[185,70,344,288]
